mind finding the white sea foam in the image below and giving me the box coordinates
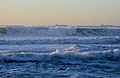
[0,36,119,44]
[0,26,120,78]
[0,26,120,36]
[0,44,119,63]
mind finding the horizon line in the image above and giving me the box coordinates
[0,24,120,27]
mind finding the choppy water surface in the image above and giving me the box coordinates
[0,26,120,78]
[0,42,120,78]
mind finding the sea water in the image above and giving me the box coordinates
[0,26,120,78]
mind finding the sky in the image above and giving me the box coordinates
[0,0,120,26]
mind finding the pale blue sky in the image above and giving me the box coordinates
[0,0,120,25]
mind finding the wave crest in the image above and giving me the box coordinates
[0,45,120,63]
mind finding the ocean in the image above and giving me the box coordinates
[0,26,120,78]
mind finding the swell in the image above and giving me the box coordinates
[0,36,120,44]
[0,47,120,63]
[1,26,120,36]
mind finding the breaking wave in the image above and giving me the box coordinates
[0,44,120,63]
[1,26,120,36]
[1,26,120,78]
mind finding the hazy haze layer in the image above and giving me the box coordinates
[0,0,120,25]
